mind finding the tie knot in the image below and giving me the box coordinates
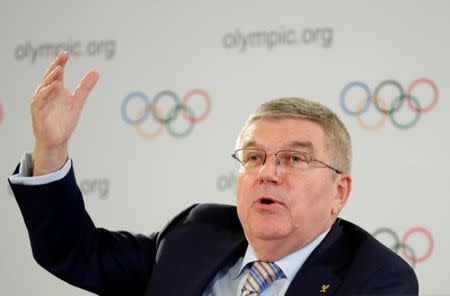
[241,261,284,296]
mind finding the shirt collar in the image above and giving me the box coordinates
[236,227,331,280]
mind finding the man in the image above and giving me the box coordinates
[9,51,418,296]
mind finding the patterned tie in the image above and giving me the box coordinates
[240,261,284,296]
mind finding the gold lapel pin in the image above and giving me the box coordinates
[320,284,330,293]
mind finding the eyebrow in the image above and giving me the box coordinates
[286,141,315,153]
[241,140,315,153]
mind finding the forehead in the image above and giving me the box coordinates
[240,118,328,153]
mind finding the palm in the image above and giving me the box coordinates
[33,87,78,148]
[31,52,98,150]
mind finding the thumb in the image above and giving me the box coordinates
[73,71,100,107]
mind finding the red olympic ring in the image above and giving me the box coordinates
[340,78,439,130]
[0,103,3,125]
[401,227,434,264]
[406,78,439,113]
[181,88,211,123]
[121,89,211,139]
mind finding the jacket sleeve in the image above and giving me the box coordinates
[9,162,157,296]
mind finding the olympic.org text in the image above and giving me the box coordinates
[222,27,333,52]
[14,39,117,63]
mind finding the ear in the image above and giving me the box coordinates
[332,173,352,215]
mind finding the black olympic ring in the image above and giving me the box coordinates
[121,89,211,139]
[372,80,405,115]
[340,78,439,130]
[151,90,180,124]
[372,227,433,267]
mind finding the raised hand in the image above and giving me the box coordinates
[31,51,99,176]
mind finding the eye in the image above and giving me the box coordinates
[280,151,309,166]
[289,155,304,163]
[244,152,264,164]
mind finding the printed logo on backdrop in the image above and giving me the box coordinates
[372,227,433,268]
[340,78,439,130]
[79,178,110,200]
[222,27,333,53]
[217,170,237,192]
[121,89,211,140]
[14,40,117,63]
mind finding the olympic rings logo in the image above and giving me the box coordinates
[121,89,211,139]
[340,78,439,130]
[372,227,433,268]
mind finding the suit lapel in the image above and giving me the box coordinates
[146,223,247,296]
[145,209,353,296]
[285,219,350,296]
[285,266,342,296]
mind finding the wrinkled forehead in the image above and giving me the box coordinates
[237,118,329,154]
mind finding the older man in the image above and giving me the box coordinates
[9,51,418,296]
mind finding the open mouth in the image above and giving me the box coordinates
[254,196,282,211]
[256,196,281,206]
[260,198,275,205]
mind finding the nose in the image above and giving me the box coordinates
[257,154,282,184]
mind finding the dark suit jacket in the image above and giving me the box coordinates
[10,164,418,296]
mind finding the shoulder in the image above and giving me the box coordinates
[157,203,241,239]
[170,203,238,225]
[335,218,411,268]
[337,218,409,266]
[335,218,419,293]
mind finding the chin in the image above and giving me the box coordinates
[249,222,291,241]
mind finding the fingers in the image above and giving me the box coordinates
[34,51,68,97]
[32,52,99,114]
[38,65,63,94]
[31,80,60,108]
[73,71,100,109]
[42,51,68,82]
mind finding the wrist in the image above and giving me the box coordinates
[32,143,68,176]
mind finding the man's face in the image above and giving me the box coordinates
[236,118,350,255]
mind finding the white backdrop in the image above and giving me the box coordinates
[1,0,449,295]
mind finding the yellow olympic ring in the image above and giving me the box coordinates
[135,105,165,140]
[355,96,388,131]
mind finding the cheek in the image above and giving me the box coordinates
[236,173,256,212]
[236,174,249,205]
[236,173,250,226]
[288,181,334,216]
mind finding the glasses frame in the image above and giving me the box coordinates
[231,148,342,175]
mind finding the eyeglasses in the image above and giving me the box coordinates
[231,148,342,174]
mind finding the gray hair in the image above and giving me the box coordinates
[237,97,352,173]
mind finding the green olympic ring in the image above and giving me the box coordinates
[390,242,417,269]
[372,227,433,267]
[389,95,421,129]
[340,79,438,130]
[121,89,211,140]
[165,104,196,138]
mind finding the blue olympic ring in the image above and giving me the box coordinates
[340,81,372,116]
[121,91,151,125]
[121,89,211,139]
[340,79,438,130]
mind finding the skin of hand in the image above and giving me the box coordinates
[30,51,99,176]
